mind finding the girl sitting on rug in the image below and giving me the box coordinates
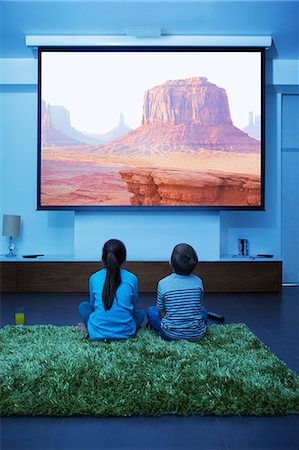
[78,239,145,340]
[146,243,208,342]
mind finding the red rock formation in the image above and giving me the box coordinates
[119,168,261,207]
[142,77,232,127]
[98,77,260,158]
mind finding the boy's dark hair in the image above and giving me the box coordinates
[102,239,126,310]
[171,243,198,275]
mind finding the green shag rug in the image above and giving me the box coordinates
[1,324,299,417]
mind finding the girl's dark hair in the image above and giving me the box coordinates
[171,243,198,275]
[102,239,126,310]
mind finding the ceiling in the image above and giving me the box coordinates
[0,1,298,59]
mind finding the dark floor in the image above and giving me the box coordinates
[0,288,298,450]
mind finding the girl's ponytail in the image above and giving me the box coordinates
[102,239,126,310]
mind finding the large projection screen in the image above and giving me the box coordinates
[38,47,264,210]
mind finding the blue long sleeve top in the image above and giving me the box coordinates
[87,268,139,340]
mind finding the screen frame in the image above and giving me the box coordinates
[37,45,265,211]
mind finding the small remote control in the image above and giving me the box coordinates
[22,254,44,258]
[207,311,225,322]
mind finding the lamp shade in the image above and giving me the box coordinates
[2,215,21,237]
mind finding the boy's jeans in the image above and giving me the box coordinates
[146,305,208,341]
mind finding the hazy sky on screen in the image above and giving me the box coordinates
[42,51,261,134]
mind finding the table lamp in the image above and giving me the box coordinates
[2,214,21,257]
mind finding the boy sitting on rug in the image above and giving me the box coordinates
[77,239,145,340]
[146,243,208,341]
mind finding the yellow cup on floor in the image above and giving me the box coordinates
[15,308,25,325]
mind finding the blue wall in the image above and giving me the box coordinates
[0,2,298,282]
[281,94,299,282]
[0,65,75,256]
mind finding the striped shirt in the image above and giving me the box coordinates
[157,273,206,341]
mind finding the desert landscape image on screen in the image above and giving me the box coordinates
[40,50,262,207]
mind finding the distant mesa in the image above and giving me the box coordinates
[41,102,131,147]
[49,105,106,145]
[86,113,132,143]
[242,112,261,140]
[42,101,87,147]
[98,77,260,158]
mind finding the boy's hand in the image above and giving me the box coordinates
[160,310,166,318]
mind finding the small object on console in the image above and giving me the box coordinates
[22,254,44,258]
[250,254,273,259]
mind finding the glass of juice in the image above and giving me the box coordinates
[15,307,25,325]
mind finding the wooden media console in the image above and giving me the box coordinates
[0,259,282,293]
